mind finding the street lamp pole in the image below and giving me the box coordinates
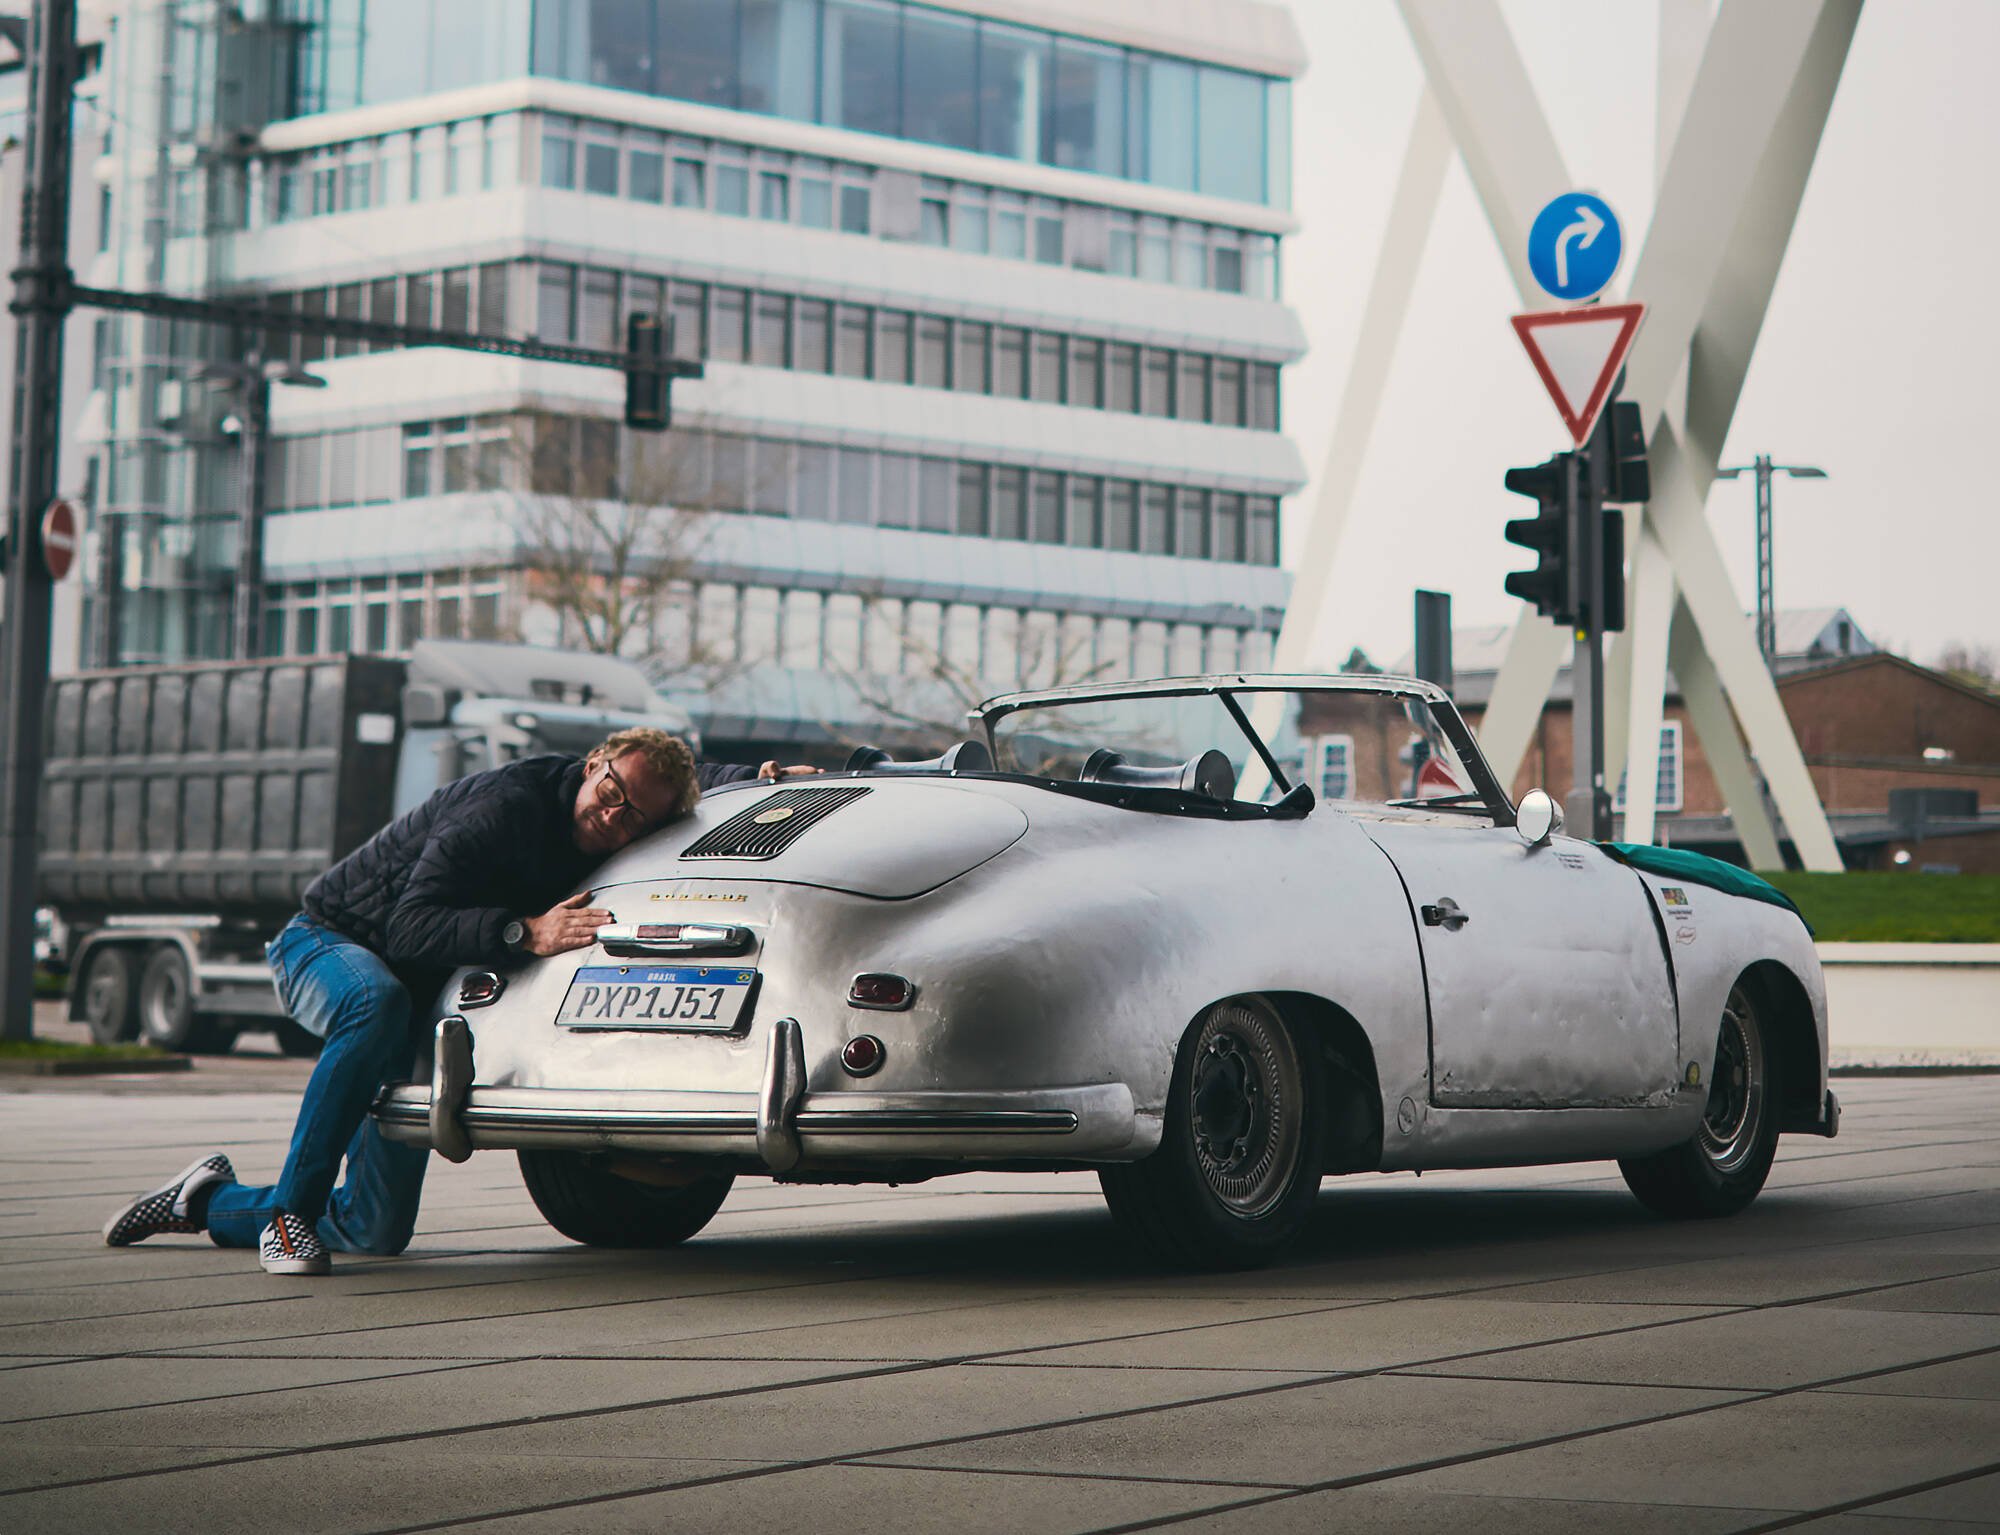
[1716,455,1827,670]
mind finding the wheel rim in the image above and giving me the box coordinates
[1187,1000,1303,1219]
[83,958,127,1034]
[142,961,189,1044]
[1697,985,1766,1174]
[85,967,122,1023]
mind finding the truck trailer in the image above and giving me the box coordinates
[40,641,700,1054]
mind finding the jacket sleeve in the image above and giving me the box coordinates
[382,802,524,968]
[696,759,759,788]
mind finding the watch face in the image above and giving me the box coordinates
[503,920,526,948]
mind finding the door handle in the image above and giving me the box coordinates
[1421,897,1470,931]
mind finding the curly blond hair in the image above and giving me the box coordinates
[587,727,701,820]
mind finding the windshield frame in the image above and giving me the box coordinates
[972,673,1517,827]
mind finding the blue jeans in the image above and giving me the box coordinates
[206,916,431,1255]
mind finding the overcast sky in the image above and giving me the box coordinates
[1279,0,1998,671]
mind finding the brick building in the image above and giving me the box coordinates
[1396,610,2000,872]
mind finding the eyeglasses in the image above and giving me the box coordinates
[595,758,651,832]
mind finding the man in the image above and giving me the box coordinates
[103,729,805,1274]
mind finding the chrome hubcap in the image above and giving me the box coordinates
[1698,985,1765,1174]
[1188,1000,1303,1219]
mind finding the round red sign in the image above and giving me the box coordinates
[41,498,78,581]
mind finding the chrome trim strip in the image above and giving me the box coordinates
[595,922,754,957]
[375,1098,1077,1137]
[796,1109,1078,1134]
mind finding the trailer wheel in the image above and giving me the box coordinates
[136,946,231,1053]
[80,946,139,1045]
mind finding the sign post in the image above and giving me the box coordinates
[1506,194,1646,842]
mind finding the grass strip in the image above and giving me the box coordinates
[1760,870,2000,942]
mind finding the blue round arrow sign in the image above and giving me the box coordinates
[1528,192,1622,302]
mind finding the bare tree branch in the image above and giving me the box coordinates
[496,410,768,691]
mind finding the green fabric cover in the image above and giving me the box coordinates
[1598,842,1811,933]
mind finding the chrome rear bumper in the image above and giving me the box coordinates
[370,1079,1145,1164]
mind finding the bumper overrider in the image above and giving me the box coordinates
[370,1016,1147,1168]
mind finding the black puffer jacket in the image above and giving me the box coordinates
[301,753,753,997]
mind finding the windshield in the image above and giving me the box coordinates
[984,685,1491,814]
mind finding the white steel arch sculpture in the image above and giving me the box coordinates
[1273,0,1857,870]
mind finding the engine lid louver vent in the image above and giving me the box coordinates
[680,784,874,861]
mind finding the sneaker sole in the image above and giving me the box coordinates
[102,1153,234,1246]
[260,1255,332,1276]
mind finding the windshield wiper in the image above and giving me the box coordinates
[1387,792,1490,811]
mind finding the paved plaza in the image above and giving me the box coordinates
[1,1046,1996,1534]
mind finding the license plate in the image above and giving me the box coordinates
[556,965,757,1033]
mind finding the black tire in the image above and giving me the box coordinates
[517,1151,734,1249]
[274,1019,324,1059]
[134,945,231,1052]
[1620,981,1779,1218]
[1099,996,1326,1270]
[79,946,139,1045]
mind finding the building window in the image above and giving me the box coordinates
[1312,736,1354,800]
[1616,722,1685,815]
[834,303,871,376]
[540,123,575,189]
[876,309,912,383]
[583,139,620,195]
[954,321,989,394]
[673,156,706,207]
[1029,332,1063,404]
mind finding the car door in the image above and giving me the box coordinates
[1364,817,1679,1109]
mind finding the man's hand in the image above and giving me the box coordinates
[757,761,822,781]
[522,890,612,956]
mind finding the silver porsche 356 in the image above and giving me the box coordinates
[373,675,1839,1269]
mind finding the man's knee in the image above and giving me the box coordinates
[323,967,411,1049]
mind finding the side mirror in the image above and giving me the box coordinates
[1516,788,1563,848]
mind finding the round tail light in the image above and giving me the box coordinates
[840,1035,886,1077]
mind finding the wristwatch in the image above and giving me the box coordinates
[501,918,528,954]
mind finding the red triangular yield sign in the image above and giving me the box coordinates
[1511,303,1646,448]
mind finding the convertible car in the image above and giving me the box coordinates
[372,675,1838,1268]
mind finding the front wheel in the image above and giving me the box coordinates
[80,946,139,1044]
[517,1151,734,1249]
[1099,996,1325,1270]
[1620,982,1779,1218]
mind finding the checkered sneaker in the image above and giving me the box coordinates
[259,1212,330,1276]
[102,1153,235,1247]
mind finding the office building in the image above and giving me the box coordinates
[77,0,1308,754]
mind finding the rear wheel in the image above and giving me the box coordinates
[1620,982,1779,1218]
[136,946,231,1053]
[517,1151,734,1249]
[79,946,139,1045]
[1099,996,1325,1270]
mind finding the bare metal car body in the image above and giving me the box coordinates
[373,674,1837,1261]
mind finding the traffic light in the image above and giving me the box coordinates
[624,312,670,431]
[1502,454,1574,623]
[1599,507,1626,632]
[1605,399,1650,503]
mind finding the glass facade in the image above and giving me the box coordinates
[265,410,1283,568]
[291,0,1289,206]
[253,112,1281,299]
[253,258,1284,431]
[262,565,1278,694]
